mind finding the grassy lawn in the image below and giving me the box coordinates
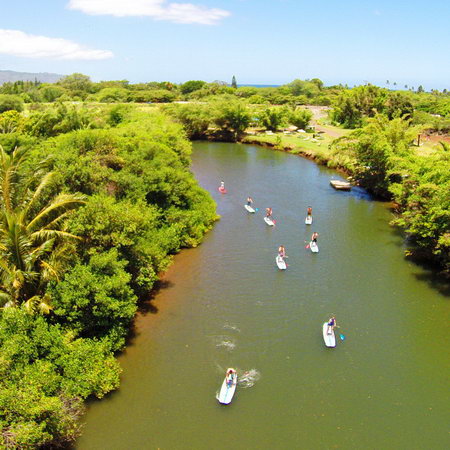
[242,131,336,162]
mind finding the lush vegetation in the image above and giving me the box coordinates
[0,72,448,445]
[0,104,216,446]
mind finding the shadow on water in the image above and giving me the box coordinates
[407,255,450,297]
[123,279,174,347]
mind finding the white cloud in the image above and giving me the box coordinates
[68,0,230,25]
[0,29,113,60]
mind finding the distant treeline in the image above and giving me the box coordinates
[0,73,449,133]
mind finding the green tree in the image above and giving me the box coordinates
[180,80,206,95]
[57,73,94,100]
[0,146,85,312]
[212,101,251,140]
[0,95,24,114]
[258,106,287,131]
[289,108,313,129]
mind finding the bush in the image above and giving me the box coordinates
[0,94,24,113]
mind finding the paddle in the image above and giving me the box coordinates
[336,326,345,341]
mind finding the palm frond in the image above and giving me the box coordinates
[26,194,85,232]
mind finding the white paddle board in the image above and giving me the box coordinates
[218,369,237,404]
[276,255,287,270]
[244,204,255,213]
[264,217,275,226]
[305,216,312,225]
[310,241,319,253]
[323,322,336,347]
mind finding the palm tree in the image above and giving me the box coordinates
[0,146,85,313]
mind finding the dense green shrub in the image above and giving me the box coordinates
[0,94,24,113]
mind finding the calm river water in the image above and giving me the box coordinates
[77,142,449,450]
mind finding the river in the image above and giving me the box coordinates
[77,142,449,450]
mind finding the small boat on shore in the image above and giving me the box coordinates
[330,180,351,191]
[323,322,336,348]
[218,369,237,404]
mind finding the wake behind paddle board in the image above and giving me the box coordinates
[264,217,275,226]
[323,322,336,348]
[310,241,319,253]
[276,255,287,270]
[244,204,256,213]
[218,369,237,405]
[305,216,313,225]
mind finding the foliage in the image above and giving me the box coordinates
[56,73,94,99]
[331,114,420,196]
[0,146,85,312]
[163,103,211,139]
[0,308,120,447]
[0,106,217,445]
[212,101,251,139]
[389,143,450,271]
[97,87,129,103]
[258,106,288,131]
[289,108,313,130]
[180,80,206,95]
[0,94,24,114]
[0,111,25,134]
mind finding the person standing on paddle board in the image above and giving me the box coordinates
[266,207,273,218]
[311,232,319,243]
[247,196,253,206]
[327,316,337,335]
[307,206,312,218]
[278,245,286,258]
[220,181,225,189]
[226,369,236,386]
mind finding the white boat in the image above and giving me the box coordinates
[310,241,319,253]
[264,216,275,226]
[244,204,256,213]
[323,322,336,348]
[218,369,237,404]
[276,255,287,270]
[305,216,313,225]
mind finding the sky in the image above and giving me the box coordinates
[1,0,449,89]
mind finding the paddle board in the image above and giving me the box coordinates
[323,322,336,348]
[305,216,313,225]
[276,255,287,270]
[218,369,237,404]
[264,217,275,226]
[244,204,255,213]
[218,187,227,194]
[310,241,319,253]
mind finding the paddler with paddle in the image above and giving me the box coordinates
[327,316,337,335]
[307,206,312,218]
[266,207,273,219]
[247,196,254,207]
[278,245,286,258]
[226,368,236,386]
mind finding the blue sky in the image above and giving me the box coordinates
[1,0,449,89]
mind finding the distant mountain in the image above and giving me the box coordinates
[0,70,64,85]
